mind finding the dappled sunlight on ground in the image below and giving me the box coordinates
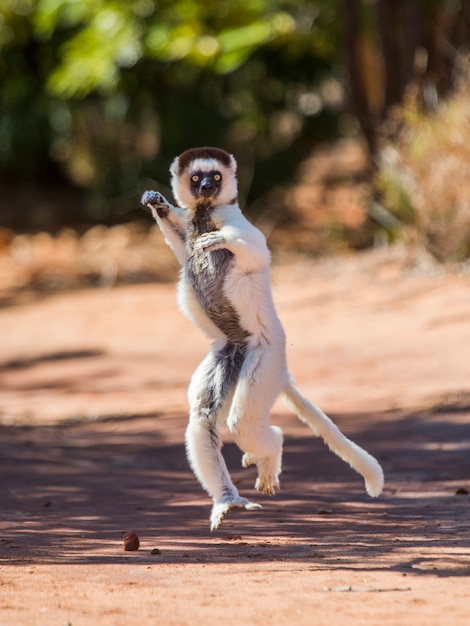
[0,250,469,624]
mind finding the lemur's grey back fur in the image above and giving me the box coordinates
[195,343,246,423]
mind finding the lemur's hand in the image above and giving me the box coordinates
[141,190,171,219]
[196,232,226,253]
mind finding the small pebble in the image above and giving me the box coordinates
[317,508,333,515]
[123,532,140,551]
[150,548,161,555]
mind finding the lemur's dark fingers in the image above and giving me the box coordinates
[141,190,170,219]
[141,190,165,207]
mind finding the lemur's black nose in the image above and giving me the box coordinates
[199,177,215,196]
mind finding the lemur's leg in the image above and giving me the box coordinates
[141,190,187,264]
[227,346,287,496]
[185,341,261,530]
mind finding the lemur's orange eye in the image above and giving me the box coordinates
[213,173,221,182]
[191,174,199,183]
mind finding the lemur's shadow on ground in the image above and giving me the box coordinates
[1,407,469,577]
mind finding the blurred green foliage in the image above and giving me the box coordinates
[0,0,343,224]
[2,0,469,266]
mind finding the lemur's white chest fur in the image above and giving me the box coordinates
[141,146,383,531]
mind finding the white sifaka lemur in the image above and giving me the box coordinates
[141,147,384,531]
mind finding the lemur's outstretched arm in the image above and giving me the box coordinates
[141,190,187,265]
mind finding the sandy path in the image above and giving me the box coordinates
[1,248,469,625]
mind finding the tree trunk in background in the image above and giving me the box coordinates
[343,0,470,155]
[343,0,377,154]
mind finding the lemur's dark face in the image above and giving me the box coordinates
[171,148,238,210]
[190,170,222,199]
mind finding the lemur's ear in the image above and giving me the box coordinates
[170,155,180,177]
[228,153,237,174]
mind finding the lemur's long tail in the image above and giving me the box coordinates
[282,376,384,497]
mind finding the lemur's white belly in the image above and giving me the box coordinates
[178,258,285,347]
[177,262,285,349]
[223,266,285,347]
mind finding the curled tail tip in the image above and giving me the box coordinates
[365,467,385,498]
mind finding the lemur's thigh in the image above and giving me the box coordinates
[226,345,286,457]
[226,348,286,495]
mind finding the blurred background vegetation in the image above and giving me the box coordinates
[1,0,470,293]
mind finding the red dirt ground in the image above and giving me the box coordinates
[1,246,469,625]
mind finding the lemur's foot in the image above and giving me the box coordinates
[255,476,279,496]
[210,496,262,531]
[141,190,171,218]
[242,453,280,496]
